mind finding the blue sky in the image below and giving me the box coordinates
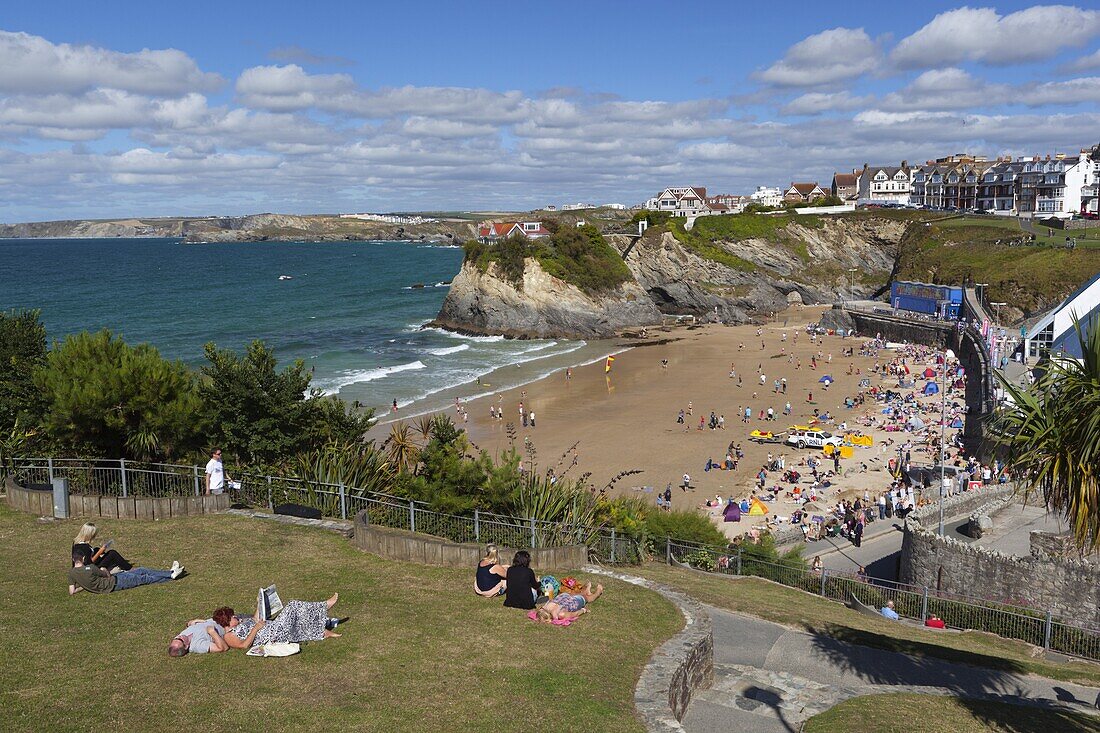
[1,1,1099,220]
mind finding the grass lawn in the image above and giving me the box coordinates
[802,693,1100,733]
[632,564,1100,687]
[0,505,681,733]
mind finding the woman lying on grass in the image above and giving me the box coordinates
[535,582,604,623]
[168,593,343,656]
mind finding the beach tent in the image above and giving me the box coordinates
[747,497,769,516]
[922,381,939,395]
[907,416,927,431]
[740,499,751,513]
[723,502,741,523]
[923,367,936,378]
[950,416,964,428]
[818,375,833,383]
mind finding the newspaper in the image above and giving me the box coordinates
[256,584,284,622]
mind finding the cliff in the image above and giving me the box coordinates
[435,214,911,338]
[433,259,663,339]
[0,213,476,243]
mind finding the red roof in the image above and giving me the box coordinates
[832,173,858,187]
[790,182,822,195]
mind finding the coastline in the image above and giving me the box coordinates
[369,306,964,542]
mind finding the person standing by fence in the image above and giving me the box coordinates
[205,448,231,496]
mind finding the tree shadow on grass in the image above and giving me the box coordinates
[805,626,1100,732]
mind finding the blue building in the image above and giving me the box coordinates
[890,281,963,320]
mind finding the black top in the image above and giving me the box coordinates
[503,566,539,609]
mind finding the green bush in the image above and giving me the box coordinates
[640,506,727,548]
[462,226,631,294]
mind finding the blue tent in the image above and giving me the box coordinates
[819,375,833,383]
[950,416,964,428]
[922,381,939,395]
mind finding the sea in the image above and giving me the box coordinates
[0,238,616,417]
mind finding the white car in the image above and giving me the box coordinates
[786,429,843,450]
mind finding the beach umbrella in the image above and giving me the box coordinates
[819,375,833,383]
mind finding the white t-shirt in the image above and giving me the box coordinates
[205,458,225,494]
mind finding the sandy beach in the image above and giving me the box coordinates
[379,306,964,539]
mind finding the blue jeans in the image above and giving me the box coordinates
[113,567,174,592]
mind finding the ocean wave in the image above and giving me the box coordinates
[319,360,426,395]
[421,326,506,342]
[427,344,469,356]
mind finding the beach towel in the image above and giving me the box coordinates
[246,642,300,657]
[527,610,572,626]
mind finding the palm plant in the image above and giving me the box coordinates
[384,422,421,474]
[296,441,396,514]
[412,414,435,443]
[0,418,36,481]
[991,319,1100,550]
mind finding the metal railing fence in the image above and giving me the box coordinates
[668,539,1100,662]
[8,457,639,564]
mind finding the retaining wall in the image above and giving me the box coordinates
[352,511,587,569]
[583,566,713,730]
[900,485,1100,624]
[4,478,231,519]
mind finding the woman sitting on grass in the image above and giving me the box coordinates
[72,522,132,574]
[535,582,603,623]
[474,544,508,598]
[218,594,343,651]
[503,550,541,609]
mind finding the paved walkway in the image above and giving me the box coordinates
[682,606,1100,732]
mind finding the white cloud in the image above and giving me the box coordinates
[1061,48,1100,73]
[780,91,875,115]
[235,64,355,111]
[756,28,880,87]
[0,30,222,95]
[892,5,1100,68]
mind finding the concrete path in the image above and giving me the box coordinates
[681,606,1100,732]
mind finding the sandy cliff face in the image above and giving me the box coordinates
[433,259,663,339]
[434,216,909,339]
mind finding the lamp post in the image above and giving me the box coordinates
[847,267,858,304]
[989,302,1007,367]
[939,347,948,537]
[975,282,989,312]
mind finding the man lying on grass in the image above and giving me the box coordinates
[68,547,184,595]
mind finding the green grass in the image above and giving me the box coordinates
[667,219,758,272]
[0,505,681,733]
[803,693,1100,733]
[631,564,1100,687]
[896,218,1100,314]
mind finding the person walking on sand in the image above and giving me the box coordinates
[781,378,787,394]
[529,411,535,427]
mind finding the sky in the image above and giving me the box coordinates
[2,1,1100,221]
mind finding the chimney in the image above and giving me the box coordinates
[901,160,908,168]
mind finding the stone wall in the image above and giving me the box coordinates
[583,566,713,730]
[900,485,1100,624]
[352,511,587,569]
[4,478,230,519]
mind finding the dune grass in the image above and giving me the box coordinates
[0,505,681,733]
[632,563,1100,687]
[802,693,1100,733]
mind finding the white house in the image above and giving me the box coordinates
[857,163,913,205]
[644,187,727,217]
[748,186,783,208]
[477,221,551,242]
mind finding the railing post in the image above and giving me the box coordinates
[610,528,617,563]
[474,509,480,542]
[530,517,536,548]
[736,548,743,576]
[47,457,54,484]
[266,476,273,512]
[409,501,416,533]
[921,587,929,622]
[339,482,347,520]
[193,465,200,496]
[1044,609,1053,649]
[665,537,671,565]
[819,568,828,597]
[119,458,128,498]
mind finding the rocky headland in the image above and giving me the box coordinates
[432,214,911,339]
